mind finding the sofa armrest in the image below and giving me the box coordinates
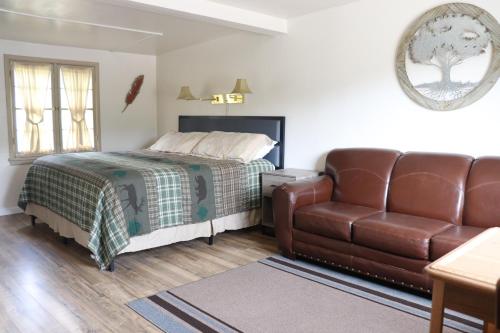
[272,175,334,258]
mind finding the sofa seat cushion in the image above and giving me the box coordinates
[430,226,485,260]
[294,201,380,242]
[352,212,452,260]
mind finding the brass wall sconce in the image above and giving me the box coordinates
[176,86,198,101]
[177,79,252,104]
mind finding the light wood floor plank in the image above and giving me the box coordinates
[0,214,277,332]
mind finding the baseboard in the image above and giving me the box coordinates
[0,206,22,216]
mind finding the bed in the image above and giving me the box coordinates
[19,116,285,271]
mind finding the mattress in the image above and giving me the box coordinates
[19,150,274,269]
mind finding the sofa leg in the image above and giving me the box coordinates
[107,260,115,272]
[30,215,36,227]
[208,235,214,245]
[61,236,69,245]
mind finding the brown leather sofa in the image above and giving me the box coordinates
[273,148,500,292]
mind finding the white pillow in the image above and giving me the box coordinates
[149,131,209,154]
[254,140,277,159]
[191,131,277,163]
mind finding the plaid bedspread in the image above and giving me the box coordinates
[18,150,274,269]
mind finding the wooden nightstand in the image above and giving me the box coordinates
[261,168,319,234]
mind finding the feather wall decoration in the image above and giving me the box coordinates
[122,75,144,113]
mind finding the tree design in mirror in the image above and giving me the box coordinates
[397,3,500,111]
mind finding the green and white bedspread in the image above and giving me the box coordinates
[18,150,274,269]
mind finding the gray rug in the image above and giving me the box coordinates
[128,256,482,333]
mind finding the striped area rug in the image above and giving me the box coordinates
[128,256,482,333]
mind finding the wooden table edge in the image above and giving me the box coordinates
[425,267,496,293]
[425,227,500,293]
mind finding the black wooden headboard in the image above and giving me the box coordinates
[178,116,285,169]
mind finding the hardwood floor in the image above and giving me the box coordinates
[0,214,278,332]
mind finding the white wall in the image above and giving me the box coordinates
[0,39,157,214]
[157,0,500,171]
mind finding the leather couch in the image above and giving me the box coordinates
[273,148,500,292]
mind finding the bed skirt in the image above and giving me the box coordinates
[25,203,261,255]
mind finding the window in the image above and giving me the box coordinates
[4,55,100,164]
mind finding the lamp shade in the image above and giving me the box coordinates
[231,79,252,94]
[177,86,197,100]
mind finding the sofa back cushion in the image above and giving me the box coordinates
[463,157,500,228]
[325,148,401,210]
[388,152,473,225]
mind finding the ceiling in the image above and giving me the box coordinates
[0,0,236,54]
[210,0,356,19]
[0,0,355,55]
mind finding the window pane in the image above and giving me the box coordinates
[60,108,95,151]
[86,90,93,109]
[85,109,94,130]
[60,89,69,109]
[85,110,95,148]
[44,89,52,109]
[14,87,24,109]
[60,108,72,131]
[61,89,92,109]
[60,67,95,152]
[15,109,54,154]
[13,63,54,155]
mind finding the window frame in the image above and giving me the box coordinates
[4,54,101,165]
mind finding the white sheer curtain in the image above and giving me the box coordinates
[14,62,52,154]
[61,66,93,151]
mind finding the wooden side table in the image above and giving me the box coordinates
[261,168,319,234]
[426,227,500,333]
